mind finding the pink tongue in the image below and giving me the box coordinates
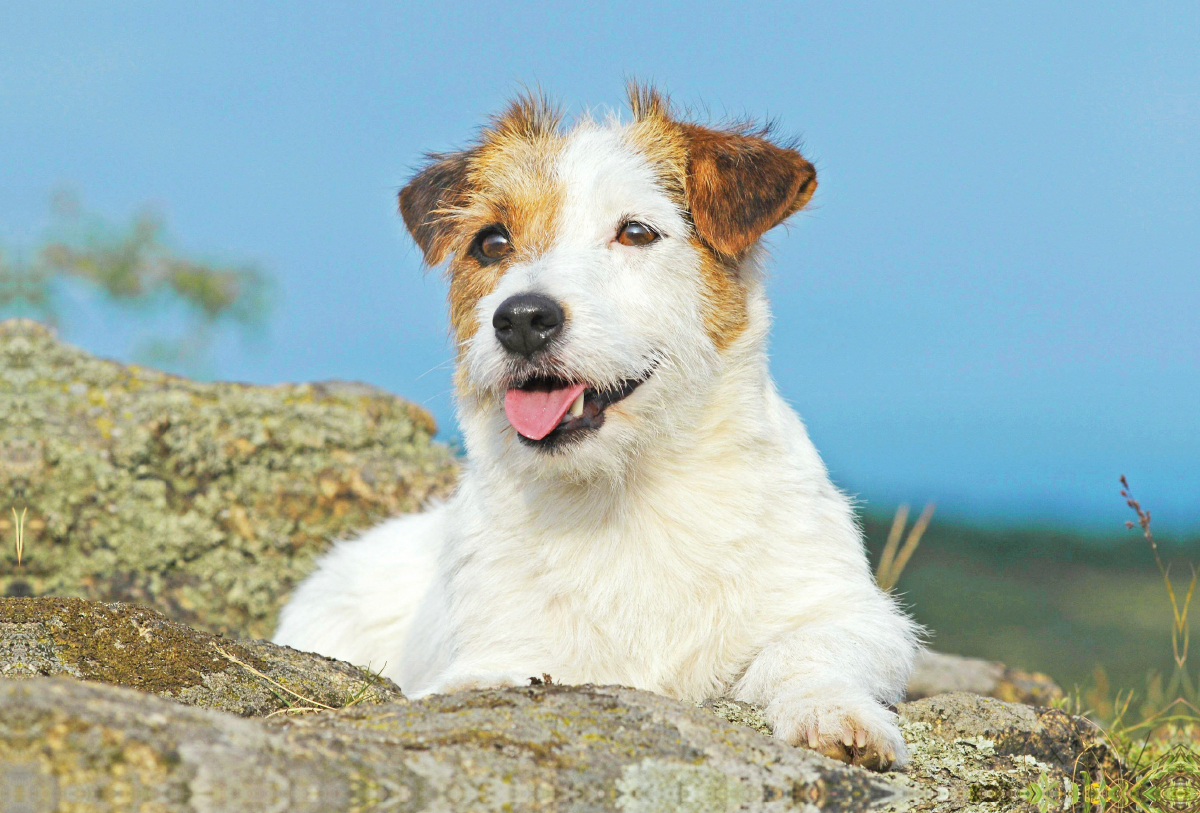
[504,383,586,440]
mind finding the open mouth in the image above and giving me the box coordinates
[503,372,651,449]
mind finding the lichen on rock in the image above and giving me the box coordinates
[886,693,1111,812]
[0,670,1110,813]
[6,593,1104,811]
[0,676,914,813]
[0,319,457,639]
[701,691,1110,812]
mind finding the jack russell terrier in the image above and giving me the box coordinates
[275,85,920,770]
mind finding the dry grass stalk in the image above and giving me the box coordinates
[1057,477,1200,797]
[264,706,329,718]
[11,507,26,567]
[875,502,935,592]
[876,504,910,587]
[1121,475,1196,669]
[212,644,336,715]
[890,503,935,587]
[213,643,386,718]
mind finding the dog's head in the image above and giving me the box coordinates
[400,86,816,480]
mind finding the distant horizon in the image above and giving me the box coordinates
[3,2,1197,532]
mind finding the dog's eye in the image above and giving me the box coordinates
[617,221,660,247]
[473,227,511,262]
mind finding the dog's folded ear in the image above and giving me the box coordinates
[399,151,474,266]
[681,124,817,257]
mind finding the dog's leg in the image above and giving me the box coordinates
[732,596,919,771]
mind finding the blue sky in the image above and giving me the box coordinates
[2,1,1198,531]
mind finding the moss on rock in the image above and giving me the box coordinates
[0,594,403,716]
[0,319,457,639]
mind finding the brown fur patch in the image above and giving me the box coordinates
[399,150,475,266]
[399,93,566,345]
[680,123,816,257]
[693,241,750,351]
[624,84,689,208]
[624,83,817,348]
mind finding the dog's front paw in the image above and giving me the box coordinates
[769,691,908,771]
[415,669,536,698]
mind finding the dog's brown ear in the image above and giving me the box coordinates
[399,151,474,266]
[681,124,816,257]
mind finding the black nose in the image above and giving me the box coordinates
[492,293,565,357]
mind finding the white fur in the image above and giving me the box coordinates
[275,117,921,766]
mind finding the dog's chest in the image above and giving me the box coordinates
[451,502,774,699]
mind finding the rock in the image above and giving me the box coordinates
[0,598,1106,811]
[899,692,1110,772]
[892,692,1112,812]
[0,676,1107,813]
[698,696,773,737]
[1,321,1094,809]
[0,319,457,639]
[0,677,912,813]
[700,692,1110,813]
[906,651,1063,707]
[907,651,1005,697]
[0,597,402,716]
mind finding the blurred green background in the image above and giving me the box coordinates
[863,511,1198,692]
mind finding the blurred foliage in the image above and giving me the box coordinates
[0,192,273,371]
[1079,480,1200,769]
[863,484,1200,691]
[866,480,1200,795]
[862,512,1200,573]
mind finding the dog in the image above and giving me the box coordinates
[274,85,920,770]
